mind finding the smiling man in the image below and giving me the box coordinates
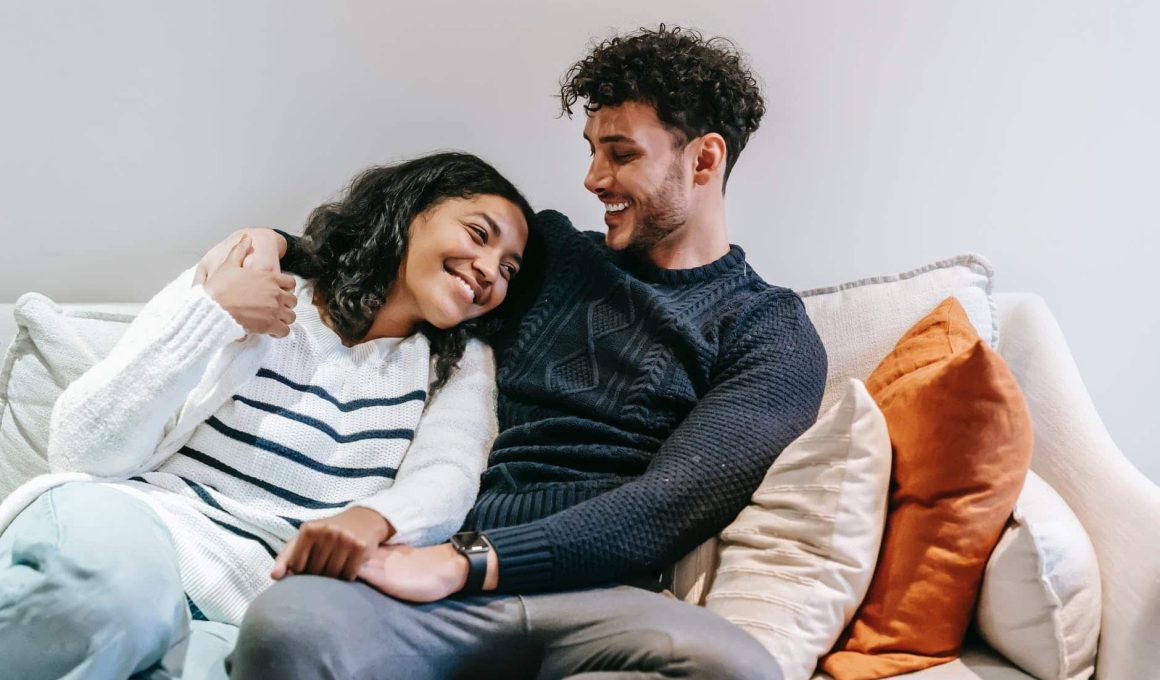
[226,25,827,680]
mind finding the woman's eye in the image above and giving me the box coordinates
[469,226,488,242]
[501,264,518,280]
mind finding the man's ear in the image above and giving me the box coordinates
[690,133,727,187]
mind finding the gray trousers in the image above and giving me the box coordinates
[227,576,782,680]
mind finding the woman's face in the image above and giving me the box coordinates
[396,194,529,329]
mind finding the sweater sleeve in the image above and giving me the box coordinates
[47,267,245,477]
[350,339,497,546]
[482,291,828,593]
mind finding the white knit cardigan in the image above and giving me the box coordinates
[0,267,498,546]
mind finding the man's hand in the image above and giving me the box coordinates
[194,228,287,285]
[357,542,499,603]
[271,507,394,582]
[204,235,298,338]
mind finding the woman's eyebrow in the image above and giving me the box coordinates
[468,211,523,266]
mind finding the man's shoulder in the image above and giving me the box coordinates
[535,209,607,247]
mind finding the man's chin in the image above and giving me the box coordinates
[603,223,634,251]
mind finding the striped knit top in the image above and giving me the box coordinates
[0,271,498,625]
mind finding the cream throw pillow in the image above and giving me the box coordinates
[0,293,134,499]
[704,379,891,680]
[799,254,996,415]
[976,470,1101,680]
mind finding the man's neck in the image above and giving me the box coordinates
[645,207,730,270]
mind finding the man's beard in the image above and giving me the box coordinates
[624,157,690,256]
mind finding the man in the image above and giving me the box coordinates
[217,26,826,679]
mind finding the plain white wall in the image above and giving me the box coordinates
[1,1,1156,482]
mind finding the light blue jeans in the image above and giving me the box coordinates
[0,482,235,680]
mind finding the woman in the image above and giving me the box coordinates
[0,152,534,678]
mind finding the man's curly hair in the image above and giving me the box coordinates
[559,24,765,187]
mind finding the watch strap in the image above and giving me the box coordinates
[452,532,490,594]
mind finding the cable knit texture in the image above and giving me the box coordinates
[466,210,828,593]
[0,270,497,624]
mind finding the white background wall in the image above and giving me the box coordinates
[1,1,1156,481]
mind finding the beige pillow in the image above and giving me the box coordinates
[976,471,1101,680]
[704,379,892,680]
[0,293,134,499]
[799,254,996,415]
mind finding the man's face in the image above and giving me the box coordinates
[583,102,693,253]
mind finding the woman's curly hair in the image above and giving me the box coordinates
[559,24,765,187]
[295,152,536,391]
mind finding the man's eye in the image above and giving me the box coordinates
[612,152,634,163]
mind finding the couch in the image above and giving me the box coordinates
[1,276,1157,680]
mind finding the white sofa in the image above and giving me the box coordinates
[1,290,1157,680]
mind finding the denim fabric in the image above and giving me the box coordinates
[0,482,189,680]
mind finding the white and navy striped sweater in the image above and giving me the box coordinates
[0,268,497,625]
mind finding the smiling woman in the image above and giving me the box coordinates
[0,151,538,677]
[296,153,536,390]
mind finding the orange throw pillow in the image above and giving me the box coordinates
[821,297,1033,680]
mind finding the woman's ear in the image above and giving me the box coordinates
[691,133,727,187]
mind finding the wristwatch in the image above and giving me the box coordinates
[450,531,491,594]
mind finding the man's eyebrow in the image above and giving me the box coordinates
[469,211,523,267]
[582,133,635,145]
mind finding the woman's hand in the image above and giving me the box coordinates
[194,228,287,284]
[271,506,394,581]
[204,235,298,338]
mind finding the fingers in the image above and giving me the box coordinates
[341,544,370,582]
[305,530,336,575]
[278,291,298,309]
[324,539,359,581]
[225,234,252,267]
[275,273,297,291]
[271,535,298,580]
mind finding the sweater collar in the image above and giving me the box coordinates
[295,280,409,362]
[622,244,748,285]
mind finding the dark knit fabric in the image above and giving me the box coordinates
[280,210,827,594]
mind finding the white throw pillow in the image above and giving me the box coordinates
[0,293,134,499]
[798,254,996,415]
[704,379,891,680]
[976,470,1101,680]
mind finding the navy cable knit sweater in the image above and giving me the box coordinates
[283,210,827,593]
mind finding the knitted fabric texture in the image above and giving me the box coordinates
[467,210,828,592]
[0,274,497,625]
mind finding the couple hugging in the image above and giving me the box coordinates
[0,26,827,680]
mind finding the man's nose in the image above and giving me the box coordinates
[584,158,611,195]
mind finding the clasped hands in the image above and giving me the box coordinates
[271,506,472,603]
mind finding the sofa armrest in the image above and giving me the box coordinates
[995,292,1160,679]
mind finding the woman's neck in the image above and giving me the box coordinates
[312,289,417,346]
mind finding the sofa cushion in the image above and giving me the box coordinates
[705,379,892,680]
[0,293,134,499]
[799,254,996,416]
[821,297,1033,679]
[976,470,1100,680]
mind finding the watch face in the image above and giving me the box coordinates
[452,531,483,551]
